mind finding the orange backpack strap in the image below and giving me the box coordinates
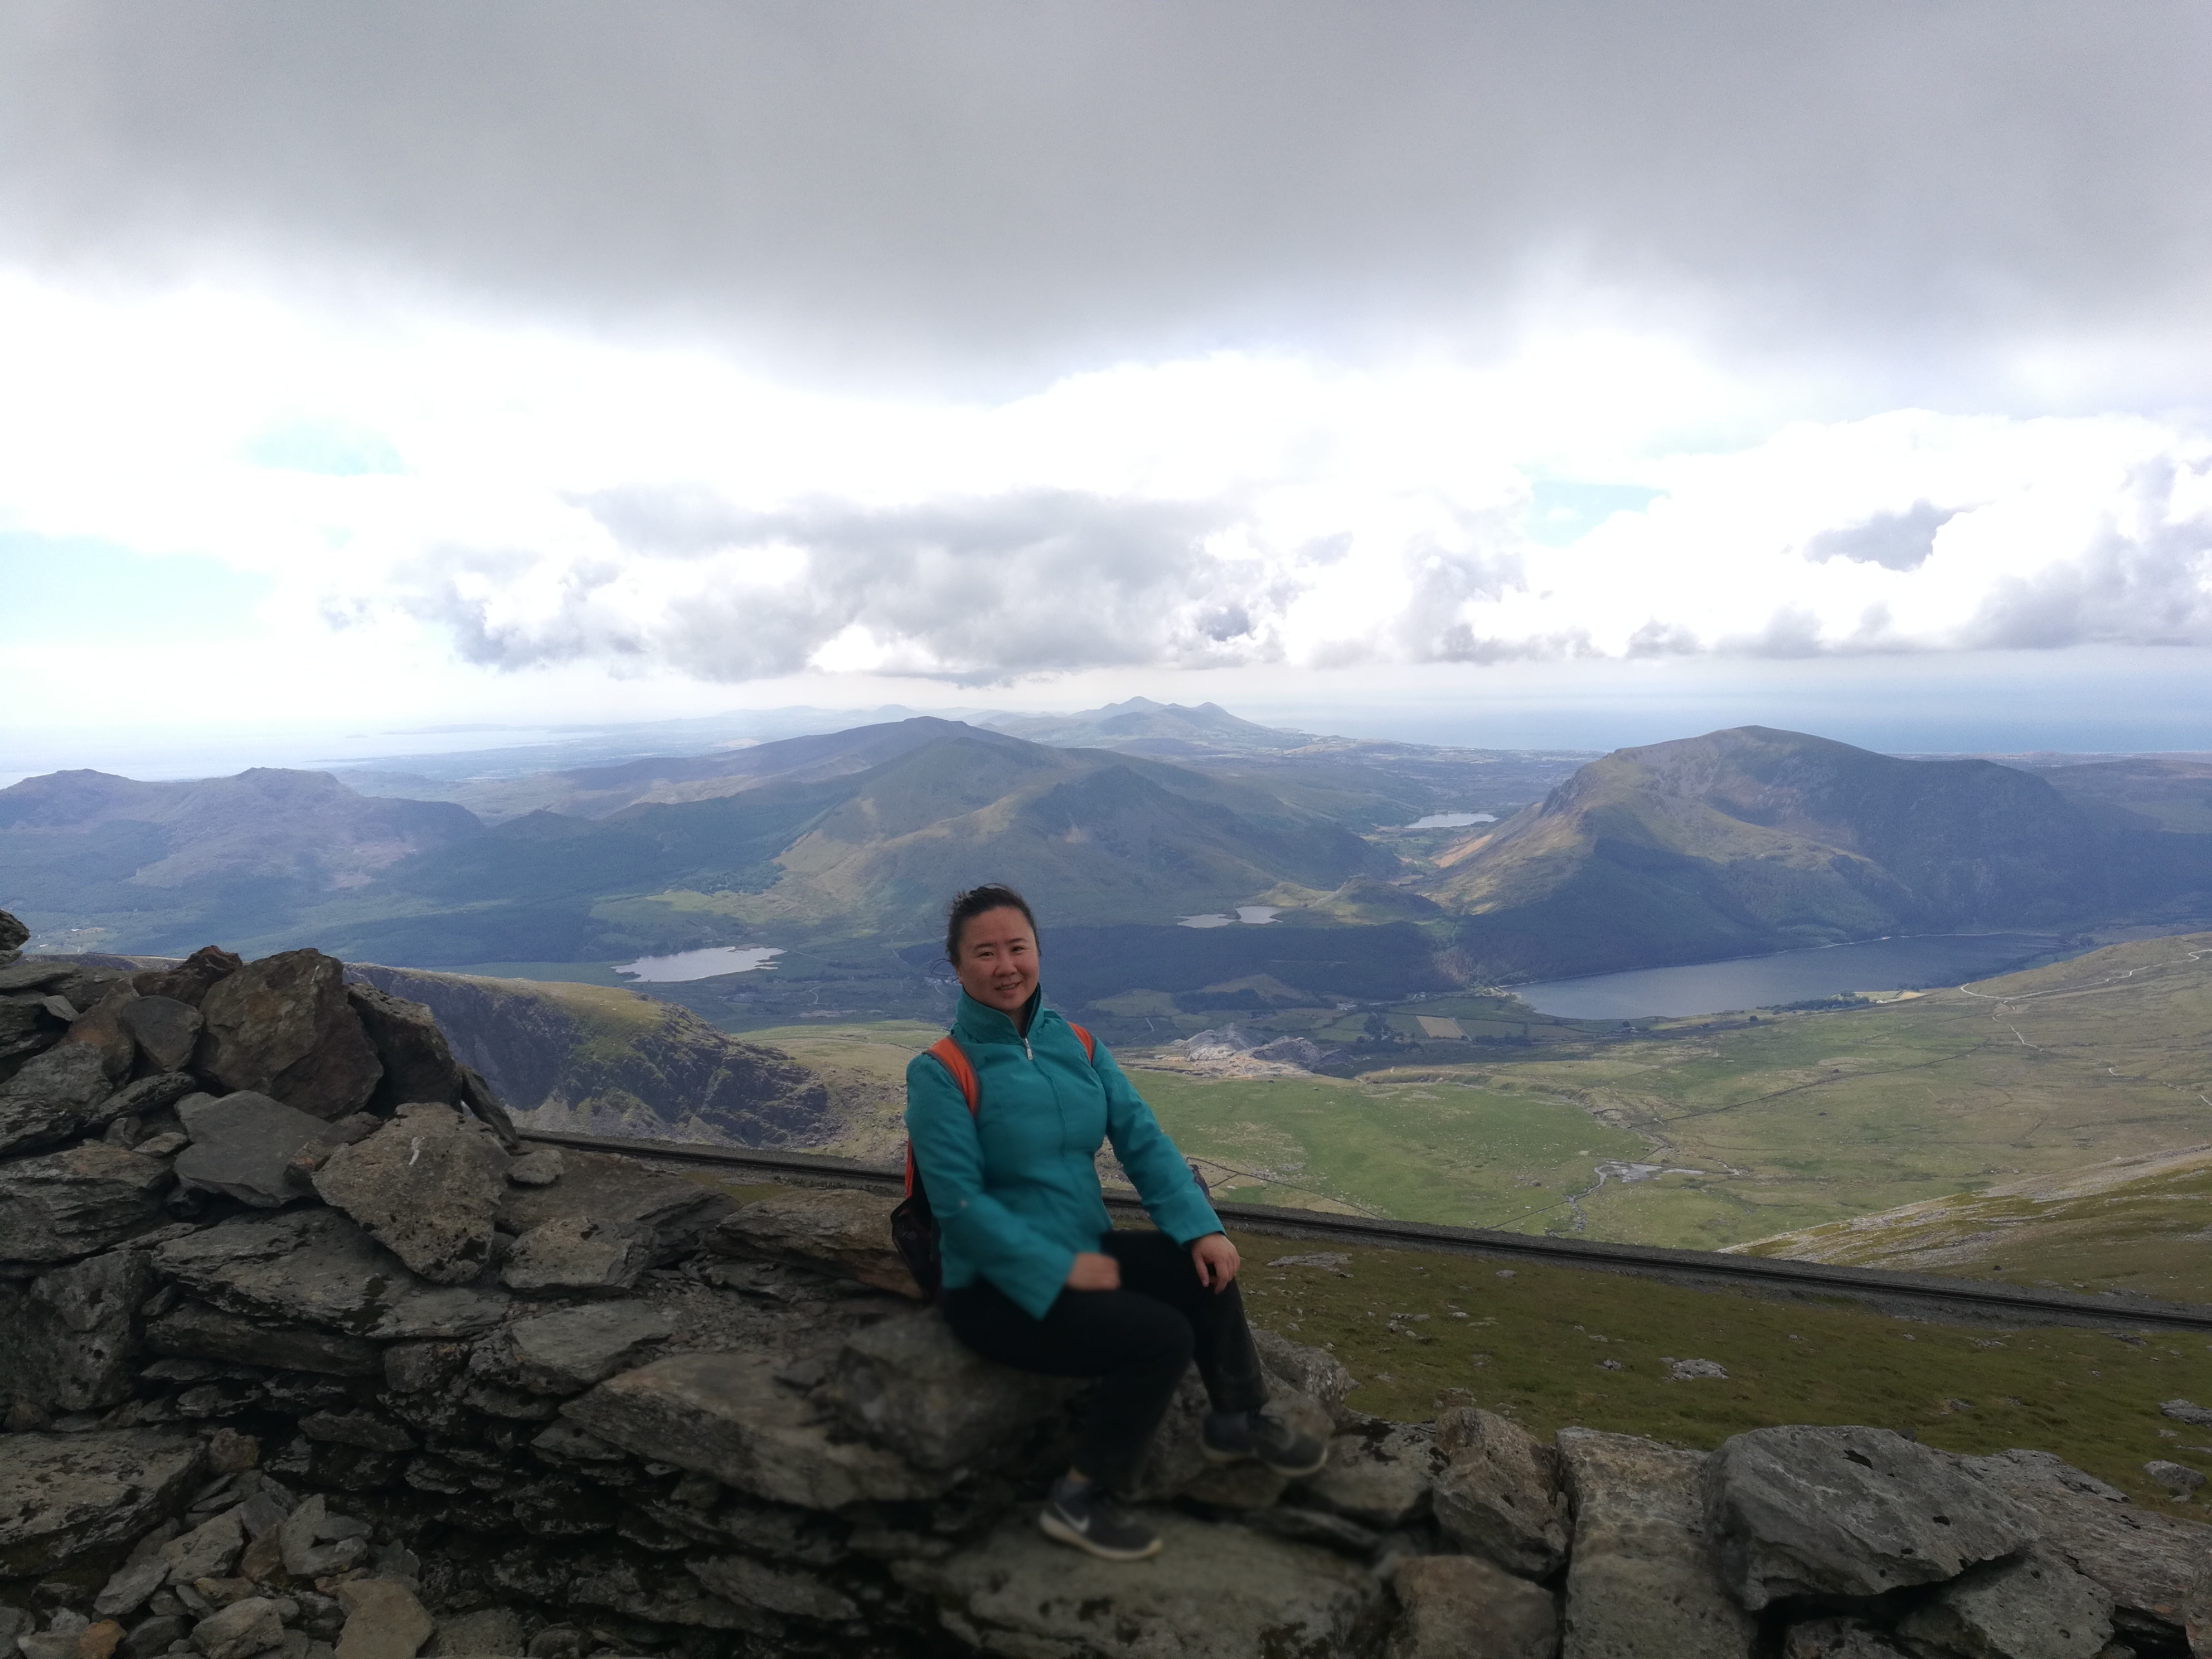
[927,1035,979,1114]
[1067,1021,1097,1062]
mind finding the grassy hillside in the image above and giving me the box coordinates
[1424,726,2212,981]
[1725,1146,2212,1306]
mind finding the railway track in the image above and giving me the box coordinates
[516,1128,2212,1335]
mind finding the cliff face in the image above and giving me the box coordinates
[343,966,837,1149]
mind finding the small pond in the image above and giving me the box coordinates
[615,946,785,983]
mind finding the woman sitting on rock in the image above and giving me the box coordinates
[905,883,1326,1563]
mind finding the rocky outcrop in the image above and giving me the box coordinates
[8,906,2212,1659]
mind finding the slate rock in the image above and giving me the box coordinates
[1557,1428,1755,1659]
[93,1555,172,1619]
[2159,1399,2212,1428]
[424,1608,523,1658]
[23,1246,155,1410]
[1388,1554,1559,1659]
[0,1429,205,1576]
[343,983,465,1114]
[132,948,244,1010]
[192,1597,284,1659]
[503,1150,562,1187]
[1703,1424,2038,1609]
[824,1307,1068,1469]
[299,1411,417,1452]
[1253,1325,1356,1421]
[686,1554,858,1622]
[1897,1544,2115,1659]
[565,1558,769,1634]
[120,999,203,1076]
[312,1104,510,1284]
[173,1093,332,1208]
[1781,1618,1910,1657]
[161,1511,246,1584]
[470,1302,674,1395]
[195,952,382,1121]
[1299,1420,1442,1527]
[146,1302,383,1377]
[0,907,26,964]
[562,1350,955,1508]
[1432,1405,1571,1580]
[0,1041,133,1157]
[897,1508,1389,1659]
[1965,1447,2212,1652]
[0,993,65,1074]
[501,1216,654,1297]
[0,1143,172,1262]
[152,1209,508,1340]
[277,1497,372,1579]
[711,1188,918,1297]
[65,984,145,1081]
[2144,1459,2205,1498]
[497,1151,731,1264]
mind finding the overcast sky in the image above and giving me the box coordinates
[3,0,2209,767]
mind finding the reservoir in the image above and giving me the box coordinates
[1512,933,2074,1020]
[615,945,784,982]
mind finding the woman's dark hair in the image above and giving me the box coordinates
[945,884,1036,962]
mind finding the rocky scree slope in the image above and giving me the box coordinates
[3,907,2210,1659]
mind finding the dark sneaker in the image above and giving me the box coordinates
[1201,1410,1329,1477]
[1038,1479,1162,1561]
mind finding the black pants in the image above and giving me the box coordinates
[943,1229,1269,1491]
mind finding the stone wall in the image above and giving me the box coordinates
[4,912,2210,1659]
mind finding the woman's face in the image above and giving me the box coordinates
[954,906,1040,1014]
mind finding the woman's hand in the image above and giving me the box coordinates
[1065,1251,1122,1291]
[1191,1233,1240,1292]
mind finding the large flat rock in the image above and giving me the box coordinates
[898,1509,1389,1658]
[21,1248,154,1411]
[152,1208,508,1338]
[711,1188,918,1297]
[0,1143,173,1262]
[497,1151,731,1262]
[145,1300,384,1376]
[1432,1406,1570,1581]
[313,1103,510,1284]
[173,1091,330,1207]
[562,1349,954,1508]
[1702,1424,2038,1609]
[0,1429,205,1576]
[0,1042,133,1157]
[1558,1429,1756,1659]
[1966,1447,2212,1652]
[471,1301,674,1395]
[825,1307,1068,1470]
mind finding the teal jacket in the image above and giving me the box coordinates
[905,989,1223,1318]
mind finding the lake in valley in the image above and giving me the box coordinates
[1511,932,2077,1019]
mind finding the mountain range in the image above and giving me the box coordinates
[6,715,2211,1007]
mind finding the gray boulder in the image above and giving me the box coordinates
[1253,1325,1356,1420]
[0,1143,172,1262]
[1964,1447,2212,1653]
[0,907,25,964]
[0,1041,132,1156]
[21,1246,154,1410]
[1300,1420,1442,1527]
[190,1595,284,1659]
[711,1187,919,1296]
[470,1302,675,1395]
[0,1428,205,1576]
[825,1308,1069,1470]
[2144,1459,2205,1498]
[173,1092,333,1207]
[505,1149,563,1186]
[120,997,203,1075]
[1896,1544,2116,1659]
[498,1150,731,1264]
[2160,1399,2212,1428]
[159,1508,246,1583]
[501,1215,655,1297]
[312,1103,511,1284]
[195,949,383,1120]
[1432,1405,1570,1580]
[0,995,66,1077]
[1702,1424,2038,1609]
[146,1301,382,1376]
[686,1554,859,1622]
[562,1350,956,1508]
[152,1209,508,1339]
[1388,1554,1558,1659]
[1557,1428,1755,1659]
[896,1508,1389,1658]
[345,982,467,1113]
[425,1607,523,1657]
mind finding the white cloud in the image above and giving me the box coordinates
[1,280,2207,693]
